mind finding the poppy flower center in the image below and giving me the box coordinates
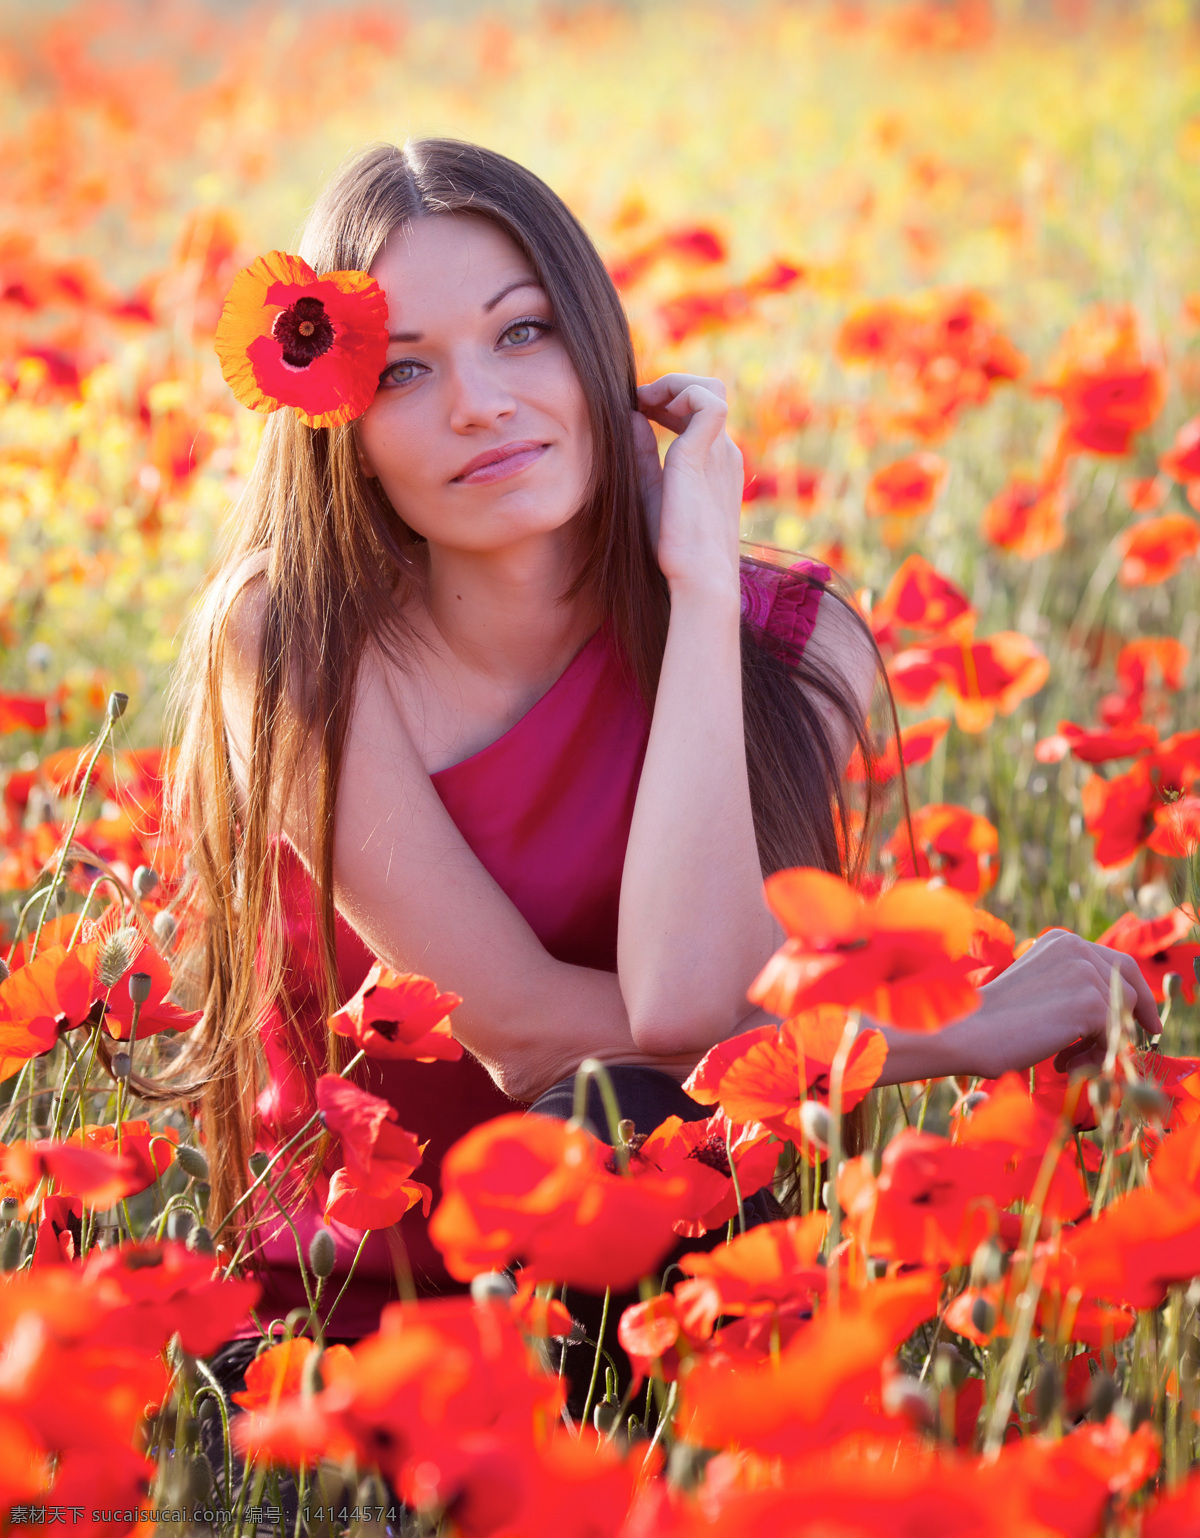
[272,296,335,368]
[690,1135,733,1178]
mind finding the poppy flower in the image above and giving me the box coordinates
[1115,635,1189,699]
[0,941,97,1057]
[0,694,48,733]
[868,554,974,652]
[2,1137,145,1210]
[634,1109,778,1237]
[1149,795,1200,858]
[1082,730,1200,866]
[329,962,463,1062]
[888,630,1050,733]
[1124,475,1169,513]
[685,1007,888,1141]
[81,1240,261,1355]
[965,909,1017,987]
[68,1121,178,1194]
[1143,1470,1200,1537]
[676,1270,940,1458]
[1094,906,1199,1003]
[749,869,981,1031]
[673,1213,829,1334]
[846,717,949,785]
[982,476,1068,560]
[1159,414,1200,482]
[231,1338,355,1411]
[1040,305,1165,458]
[884,803,999,898]
[607,223,725,288]
[429,1112,686,1292]
[214,250,389,429]
[1035,720,1159,766]
[315,1074,432,1230]
[1117,512,1200,586]
[864,453,947,520]
[87,917,199,1040]
[510,1278,574,1340]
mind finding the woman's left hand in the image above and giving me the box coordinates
[633,373,743,596]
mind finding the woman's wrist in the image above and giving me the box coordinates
[665,565,742,615]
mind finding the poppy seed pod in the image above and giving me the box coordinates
[187,1226,215,1256]
[128,971,152,1005]
[1,1225,23,1272]
[309,1226,337,1279]
[970,1237,1008,1288]
[799,1099,832,1150]
[248,1151,270,1178]
[933,1343,968,1391]
[175,1144,209,1182]
[1124,1079,1170,1119]
[107,691,129,721]
[112,1051,132,1079]
[0,957,8,983]
[594,1396,622,1435]
[1033,1360,1060,1425]
[152,910,178,952]
[881,1372,937,1431]
[301,1345,326,1399]
[1164,971,1183,1001]
[1088,1077,1113,1111]
[970,1296,997,1335]
[132,865,159,899]
[470,1270,518,1304]
[0,1197,18,1223]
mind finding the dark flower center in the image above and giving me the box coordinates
[689,1134,733,1178]
[272,296,335,368]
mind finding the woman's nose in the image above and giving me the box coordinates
[445,354,517,434]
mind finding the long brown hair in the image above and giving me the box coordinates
[167,139,883,1235]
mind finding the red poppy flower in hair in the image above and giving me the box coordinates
[214,251,389,429]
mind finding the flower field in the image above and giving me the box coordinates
[2,0,1200,1532]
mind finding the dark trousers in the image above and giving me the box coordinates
[527,1066,784,1423]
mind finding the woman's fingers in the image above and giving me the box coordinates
[1088,943,1161,1042]
[636,375,728,437]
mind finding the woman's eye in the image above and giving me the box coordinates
[379,360,426,389]
[501,319,550,347]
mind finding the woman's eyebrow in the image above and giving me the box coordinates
[386,279,545,345]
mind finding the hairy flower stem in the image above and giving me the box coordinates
[320,1231,371,1338]
[580,1286,612,1433]
[29,713,116,963]
[571,1057,629,1168]
[825,1011,861,1308]
[725,1120,746,1236]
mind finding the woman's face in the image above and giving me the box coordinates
[357,214,593,554]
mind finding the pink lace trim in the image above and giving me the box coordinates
[739,558,830,660]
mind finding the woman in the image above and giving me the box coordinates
[172,139,1159,1334]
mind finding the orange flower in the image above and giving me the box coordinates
[846,717,949,785]
[0,943,96,1081]
[634,1110,778,1238]
[315,1075,432,1230]
[864,452,947,519]
[868,554,974,652]
[429,1113,686,1291]
[887,629,1049,732]
[68,1121,178,1195]
[885,803,999,898]
[982,476,1067,559]
[329,962,463,1063]
[1159,414,1200,482]
[231,1338,354,1411]
[1117,512,1200,586]
[214,250,389,429]
[685,1007,888,1140]
[749,869,980,1031]
[1040,304,1165,458]
[1094,907,1199,1004]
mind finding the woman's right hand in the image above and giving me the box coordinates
[635,373,743,597]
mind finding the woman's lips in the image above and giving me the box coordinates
[453,442,548,485]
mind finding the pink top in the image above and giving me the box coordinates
[249,559,827,1337]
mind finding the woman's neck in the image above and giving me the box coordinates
[413,529,601,691]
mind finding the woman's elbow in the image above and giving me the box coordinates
[627,1007,727,1059]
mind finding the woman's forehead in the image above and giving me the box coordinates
[370,214,542,329]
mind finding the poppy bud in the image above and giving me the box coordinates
[1124,1079,1170,1119]
[667,1443,717,1491]
[166,1209,194,1244]
[960,1090,988,1114]
[1194,956,1200,986]
[132,865,159,900]
[617,1118,636,1145]
[1088,1078,1112,1111]
[112,1051,132,1080]
[821,1180,832,1209]
[470,1270,518,1304]
[107,691,129,721]
[152,910,178,952]
[1033,1360,1060,1425]
[0,1225,22,1272]
[128,971,152,1006]
[248,1151,270,1178]
[301,1344,325,1399]
[881,1372,937,1431]
[187,1225,215,1256]
[970,1296,996,1336]
[0,1197,18,1223]
[175,1144,209,1182]
[933,1344,968,1391]
[0,957,8,984]
[184,1456,213,1506]
[1164,972,1183,1002]
[1089,1373,1117,1422]
[594,1397,622,1435]
[799,1099,832,1150]
[970,1237,1008,1288]
[309,1226,337,1279]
